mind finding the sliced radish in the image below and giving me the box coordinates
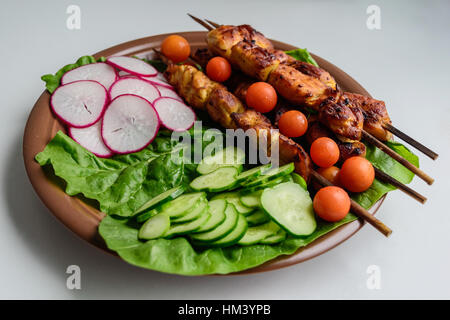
[106,56,157,77]
[156,85,182,100]
[155,72,169,83]
[153,97,195,131]
[69,121,113,158]
[147,78,174,90]
[101,94,160,154]
[109,77,161,103]
[61,62,118,90]
[50,80,108,128]
[119,70,173,89]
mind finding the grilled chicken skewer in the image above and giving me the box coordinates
[193,46,427,202]
[164,63,312,181]
[202,17,438,160]
[225,69,426,203]
[190,17,434,185]
[163,59,392,236]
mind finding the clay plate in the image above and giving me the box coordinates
[23,31,385,275]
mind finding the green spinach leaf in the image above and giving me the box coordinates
[99,213,356,275]
[36,131,185,217]
[285,48,319,67]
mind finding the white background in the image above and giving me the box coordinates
[1,0,449,299]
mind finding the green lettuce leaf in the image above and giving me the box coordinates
[285,48,319,67]
[99,213,356,275]
[353,141,419,209]
[41,55,106,93]
[35,131,186,217]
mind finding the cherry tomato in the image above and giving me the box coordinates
[278,110,308,138]
[317,166,340,186]
[310,137,340,167]
[161,35,191,63]
[313,186,350,222]
[339,156,375,192]
[206,57,232,82]
[245,82,277,113]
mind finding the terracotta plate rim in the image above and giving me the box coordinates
[22,31,386,276]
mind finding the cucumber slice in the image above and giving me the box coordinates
[171,198,208,223]
[159,192,206,219]
[243,162,295,188]
[239,190,263,208]
[211,192,254,215]
[136,208,159,223]
[197,147,245,175]
[134,185,185,215]
[235,163,272,183]
[164,210,210,237]
[245,209,270,226]
[208,214,248,247]
[291,172,307,190]
[138,214,170,240]
[240,176,287,194]
[193,199,227,233]
[238,221,280,246]
[261,182,316,237]
[190,203,239,243]
[259,230,287,244]
[190,167,239,192]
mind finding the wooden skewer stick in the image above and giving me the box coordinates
[362,130,434,185]
[374,167,427,204]
[205,19,220,28]
[311,170,392,237]
[383,123,439,160]
[187,13,213,31]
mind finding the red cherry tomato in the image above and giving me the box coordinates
[310,137,340,167]
[206,57,232,82]
[339,156,375,192]
[278,110,308,138]
[245,82,277,113]
[161,35,191,63]
[313,186,350,222]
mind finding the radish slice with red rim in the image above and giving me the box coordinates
[155,72,169,83]
[153,97,196,132]
[50,80,108,128]
[61,62,118,90]
[147,78,174,90]
[101,94,160,154]
[106,56,157,77]
[69,121,113,158]
[119,70,174,89]
[156,85,182,100]
[109,77,161,103]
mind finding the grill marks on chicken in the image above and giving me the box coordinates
[164,63,312,181]
[207,24,274,59]
[205,24,396,142]
[345,92,392,141]
[206,25,365,142]
[230,40,280,81]
[318,95,364,141]
[232,110,312,178]
[286,60,337,90]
